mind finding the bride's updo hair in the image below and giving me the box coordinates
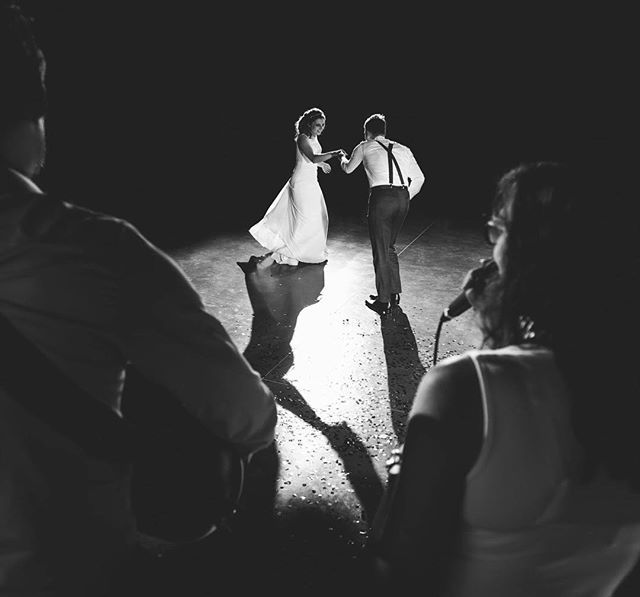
[294,107,325,138]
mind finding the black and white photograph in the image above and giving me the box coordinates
[1,2,639,595]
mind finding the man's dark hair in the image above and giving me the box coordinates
[364,113,386,137]
[0,3,47,130]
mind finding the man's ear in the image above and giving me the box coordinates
[0,117,46,178]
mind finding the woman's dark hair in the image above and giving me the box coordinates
[294,107,325,138]
[0,3,47,131]
[479,161,640,483]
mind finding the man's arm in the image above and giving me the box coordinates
[406,149,425,200]
[340,142,364,174]
[118,224,277,458]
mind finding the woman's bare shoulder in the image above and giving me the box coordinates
[411,353,480,421]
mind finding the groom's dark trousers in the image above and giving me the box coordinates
[367,185,410,304]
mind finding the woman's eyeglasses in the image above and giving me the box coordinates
[484,218,506,246]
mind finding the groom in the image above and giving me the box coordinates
[340,113,425,315]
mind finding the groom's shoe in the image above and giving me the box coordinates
[365,299,390,316]
[369,294,400,307]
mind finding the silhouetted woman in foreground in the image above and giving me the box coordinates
[368,161,640,596]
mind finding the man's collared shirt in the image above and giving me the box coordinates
[341,135,425,199]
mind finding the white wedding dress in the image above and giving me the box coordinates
[249,135,329,265]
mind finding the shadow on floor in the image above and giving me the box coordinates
[380,307,427,444]
[230,259,385,589]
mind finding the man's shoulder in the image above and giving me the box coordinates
[367,138,410,151]
[55,199,182,277]
[19,193,151,253]
[362,139,381,152]
[387,139,412,151]
[51,196,136,237]
[56,197,124,223]
[347,140,367,156]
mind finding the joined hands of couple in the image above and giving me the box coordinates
[320,149,347,174]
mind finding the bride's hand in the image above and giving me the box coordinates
[320,162,332,174]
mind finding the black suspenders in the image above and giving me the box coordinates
[376,140,406,186]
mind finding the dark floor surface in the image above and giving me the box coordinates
[125,210,640,596]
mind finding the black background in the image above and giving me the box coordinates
[18,3,636,248]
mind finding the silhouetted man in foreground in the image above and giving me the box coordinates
[0,5,276,594]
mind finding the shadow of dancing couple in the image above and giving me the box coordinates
[233,257,428,589]
[235,258,386,586]
[238,259,383,514]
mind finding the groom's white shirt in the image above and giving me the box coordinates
[340,135,425,200]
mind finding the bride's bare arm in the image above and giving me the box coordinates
[296,134,343,163]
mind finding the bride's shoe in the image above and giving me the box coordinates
[256,254,275,269]
[271,252,298,266]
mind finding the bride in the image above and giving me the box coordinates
[249,107,345,267]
